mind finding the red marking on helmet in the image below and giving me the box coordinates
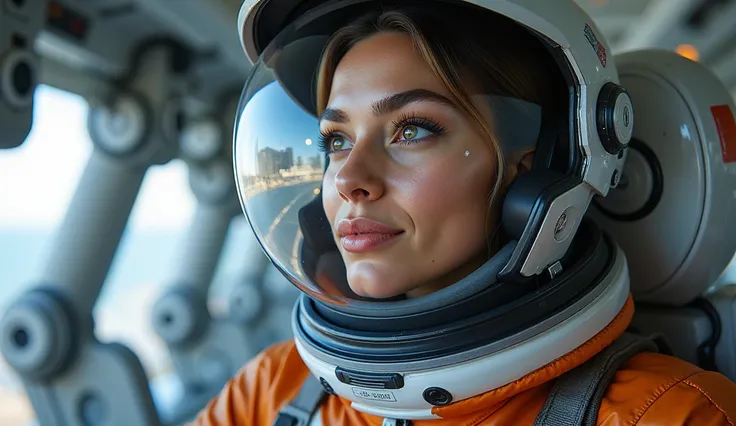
[584,23,607,68]
[711,105,736,163]
[597,41,607,68]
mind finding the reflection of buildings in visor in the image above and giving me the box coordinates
[240,144,323,196]
[259,147,323,185]
[235,80,325,200]
[258,145,294,176]
[256,143,323,181]
[234,77,346,302]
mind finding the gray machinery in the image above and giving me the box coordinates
[0,0,45,149]
[0,40,190,425]
[150,93,263,425]
[591,49,736,381]
[228,233,300,354]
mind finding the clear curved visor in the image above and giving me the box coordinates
[234,20,544,309]
[234,62,343,304]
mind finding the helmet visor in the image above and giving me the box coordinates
[234,2,547,309]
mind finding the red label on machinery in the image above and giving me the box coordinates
[712,105,736,163]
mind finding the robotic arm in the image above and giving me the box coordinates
[150,95,264,425]
[0,39,187,426]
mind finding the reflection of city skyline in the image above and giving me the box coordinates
[237,80,328,197]
[257,144,323,178]
[240,145,325,199]
[258,146,294,176]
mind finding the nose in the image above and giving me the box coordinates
[334,144,385,203]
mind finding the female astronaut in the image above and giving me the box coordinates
[191,0,736,425]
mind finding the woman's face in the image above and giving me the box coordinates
[320,31,498,299]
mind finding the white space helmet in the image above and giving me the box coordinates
[233,0,636,419]
[591,49,736,306]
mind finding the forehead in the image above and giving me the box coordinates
[328,32,452,107]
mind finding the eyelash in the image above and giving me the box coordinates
[317,113,447,154]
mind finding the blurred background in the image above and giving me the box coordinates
[0,84,301,424]
[2,0,736,424]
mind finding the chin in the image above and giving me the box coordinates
[346,263,408,300]
[349,280,405,300]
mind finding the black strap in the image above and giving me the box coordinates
[533,332,663,426]
[273,375,327,426]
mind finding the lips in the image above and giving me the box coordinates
[337,218,404,253]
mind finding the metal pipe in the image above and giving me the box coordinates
[42,149,146,316]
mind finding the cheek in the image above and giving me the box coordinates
[397,151,495,225]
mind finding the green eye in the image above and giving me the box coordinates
[331,137,346,151]
[402,125,419,140]
[398,125,433,143]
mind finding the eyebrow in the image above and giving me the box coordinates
[319,89,456,124]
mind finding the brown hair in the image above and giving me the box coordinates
[315,4,562,245]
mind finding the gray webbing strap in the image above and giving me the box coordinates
[533,333,661,426]
[273,375,327,426]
